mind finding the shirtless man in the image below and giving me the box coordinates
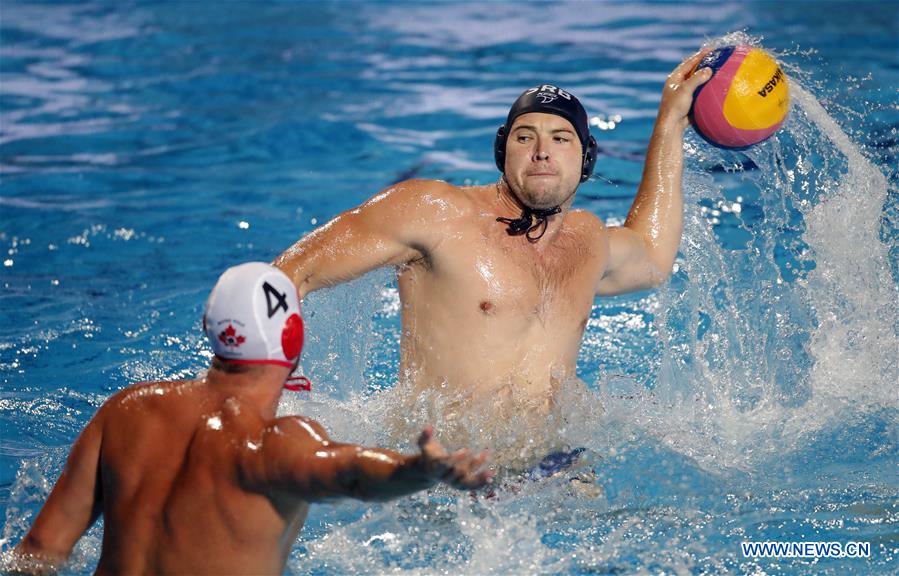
[10,263,492,575]
[276,52,712,464]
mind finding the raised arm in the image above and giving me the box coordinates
[596,49,712,296]
[12,414,105,572]
[274,179,461,299]
[248,418,492,502]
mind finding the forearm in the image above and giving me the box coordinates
[275,420,488,502]
[274,211,420,300]
[337,447,434,502]
[273,219,345,299]
[625,113,686,273]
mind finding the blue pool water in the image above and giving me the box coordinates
[1,1,897,574]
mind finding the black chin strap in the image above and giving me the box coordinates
[496,205,561,243]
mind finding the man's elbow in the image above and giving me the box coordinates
[293,274,314,300]
[625,231,679,290]
[650,268,673,288]
[644,258,675,289]
[272,256,312,299]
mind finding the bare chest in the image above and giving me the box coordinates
[403,218,604,323]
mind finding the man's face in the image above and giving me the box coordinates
[503,112,583,209]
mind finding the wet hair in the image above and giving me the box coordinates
[211,356,257,374]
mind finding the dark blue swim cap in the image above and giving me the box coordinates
[494,84,597,182]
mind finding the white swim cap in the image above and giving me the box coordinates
[204,262,304,367]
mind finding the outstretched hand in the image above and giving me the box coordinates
[659,48,714,129]
[417,426,493,490]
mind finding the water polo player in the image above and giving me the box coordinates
[11,263,492,575]
[276,50,712,468]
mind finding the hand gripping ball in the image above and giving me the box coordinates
[690,45,790,148]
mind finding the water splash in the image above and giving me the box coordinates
[601,79,897,472]
[0,459,51,553]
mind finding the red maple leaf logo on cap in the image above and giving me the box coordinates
[218,324,246,348]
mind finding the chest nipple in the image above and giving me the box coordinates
[479,300,495,315]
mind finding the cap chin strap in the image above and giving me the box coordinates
[284,375,311,392]
[496,178,579,242]
[496,205,562,242]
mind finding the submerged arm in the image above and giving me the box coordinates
[597,49,712,296]
[12,414,105,572]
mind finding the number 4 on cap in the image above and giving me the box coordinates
[263,281,289,318]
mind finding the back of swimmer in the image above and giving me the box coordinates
[10,262,493,576]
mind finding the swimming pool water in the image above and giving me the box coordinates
[1,2,897,574]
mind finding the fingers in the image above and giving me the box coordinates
[662,47,715,108]
[418,426,451,468]
[438,449,494,490]
[468,448,490,471]
[417,432,493,489]
[417,425,434,450]
[684,66,713,90]
[671,47,714,81]
[685,47,713,69]
[455,467,494,490]
[436,448,469,475]
[464,451,494,488]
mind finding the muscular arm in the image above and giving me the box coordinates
[12,414,104,571]
[597,49,712,296]
[248,418,491,502]
[274,179,459,299]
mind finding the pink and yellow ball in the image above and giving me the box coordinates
[690,45,790,149]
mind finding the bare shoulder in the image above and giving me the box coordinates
[369,179,476,220]
[566,209,607,238]
[106,379,193,404]
[100,379,200,424]
[389,178,456,198]
[103,380,162,410]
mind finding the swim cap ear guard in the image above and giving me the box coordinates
[204,262,304,368]
[494,84,598,183]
